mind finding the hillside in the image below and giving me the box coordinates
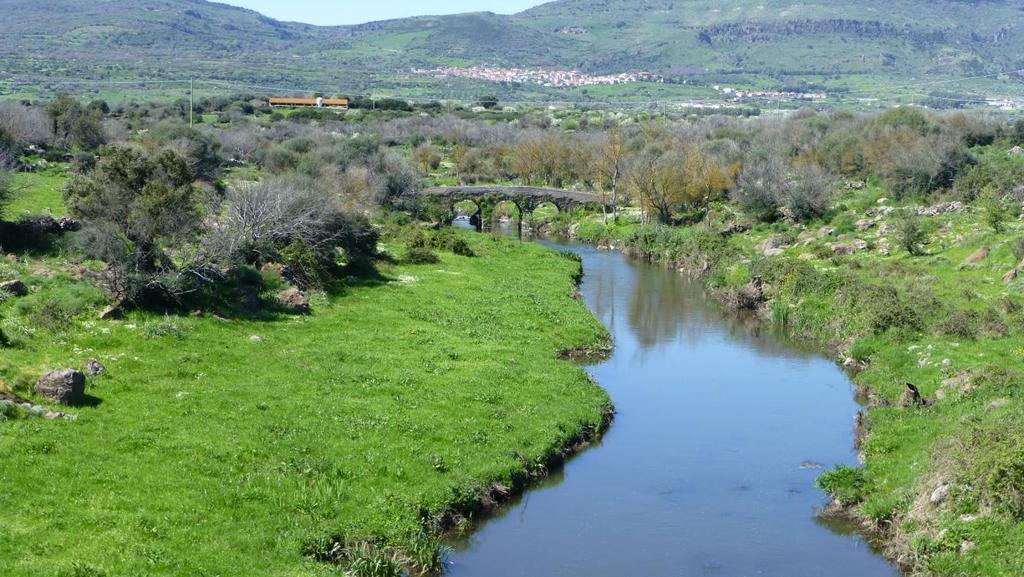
[2,0,1023,103]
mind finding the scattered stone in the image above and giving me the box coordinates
[84,359,105,376]
[34,369,86,405]
[799,252,816,260]
[278,287,310,314]
[960,540,976,554]
[963,247,989,265]
[959,513,985,523]
[930,482,950,506]
[719,222,751,237]
[818,226,835,237]
[763,247,785,257]
[855,219,875,231]
[986,398,1010,412]
[0,279,28,297]
[878,223,893,235]
[249,335,263,343]
[852,239,868,251]
[832,244,854,255]
[1010,146,1024,156]
[99,304,124,320]
[919,201,966,217]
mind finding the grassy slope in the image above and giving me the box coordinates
[4,0,1024,101]
[564,159,1024,574]
[0,192,610,575]
[5,170,69,219]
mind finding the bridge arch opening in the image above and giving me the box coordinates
[452,199,483,231]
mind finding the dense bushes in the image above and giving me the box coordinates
[64,144,200,303]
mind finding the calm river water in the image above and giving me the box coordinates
[445,226,899,577]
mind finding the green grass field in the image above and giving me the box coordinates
[0,224,610,576]
[5,170,68,219]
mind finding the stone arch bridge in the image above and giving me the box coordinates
[414,186,610,232]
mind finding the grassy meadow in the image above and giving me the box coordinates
[0,180,610,576]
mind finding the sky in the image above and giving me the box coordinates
[219,0,547,26]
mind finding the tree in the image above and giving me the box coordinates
[46,93,105,150]
[628,146,715,224]
[593,129,626,222]
[64,145,199,302]
[477,95,499,110]
[732,153,786,222]
[784,164,834,222]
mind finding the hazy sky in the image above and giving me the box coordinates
[219,0,546,26]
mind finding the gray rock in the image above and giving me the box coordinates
[34,369,86,405]
[84,359,105,376]
[930,482,950,506]
[0,280,28,297]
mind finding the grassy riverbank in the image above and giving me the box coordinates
[0,217,610,575]
[553,184,1024,575]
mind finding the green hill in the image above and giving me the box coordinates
[2,0,1023,104]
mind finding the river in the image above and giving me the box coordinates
[445,223,898,577]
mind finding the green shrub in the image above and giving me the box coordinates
[863,285,923,334]
[952,417,1024,519]
[937,310,978,340]
[404,247,439,264]
[15,283,104,334]
[817,465,869,504]
[895,208,928,256]
[431,228,474,257]
[1011,237,1024,264]
[849,334,882,362]
[142,318,184,339]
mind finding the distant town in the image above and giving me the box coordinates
[413,66,662,88]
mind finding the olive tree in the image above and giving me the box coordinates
[64,144,199,302]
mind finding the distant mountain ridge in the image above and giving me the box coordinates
[2,0,1022,102]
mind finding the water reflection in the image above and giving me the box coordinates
[445,235,897,577]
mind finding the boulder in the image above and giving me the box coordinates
[855,219,874,231]
[34,369,86,405]
[930,482,950,506]
[0,279,28,297]
[963,247,989,264]
[84,359,105,376]
[278,288,310,314]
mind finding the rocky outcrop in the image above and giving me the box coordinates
[278,287,310,314]
[34,369,86,405]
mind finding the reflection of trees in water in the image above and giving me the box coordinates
[585,252,821,362]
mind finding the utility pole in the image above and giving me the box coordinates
[189,77,194,127]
